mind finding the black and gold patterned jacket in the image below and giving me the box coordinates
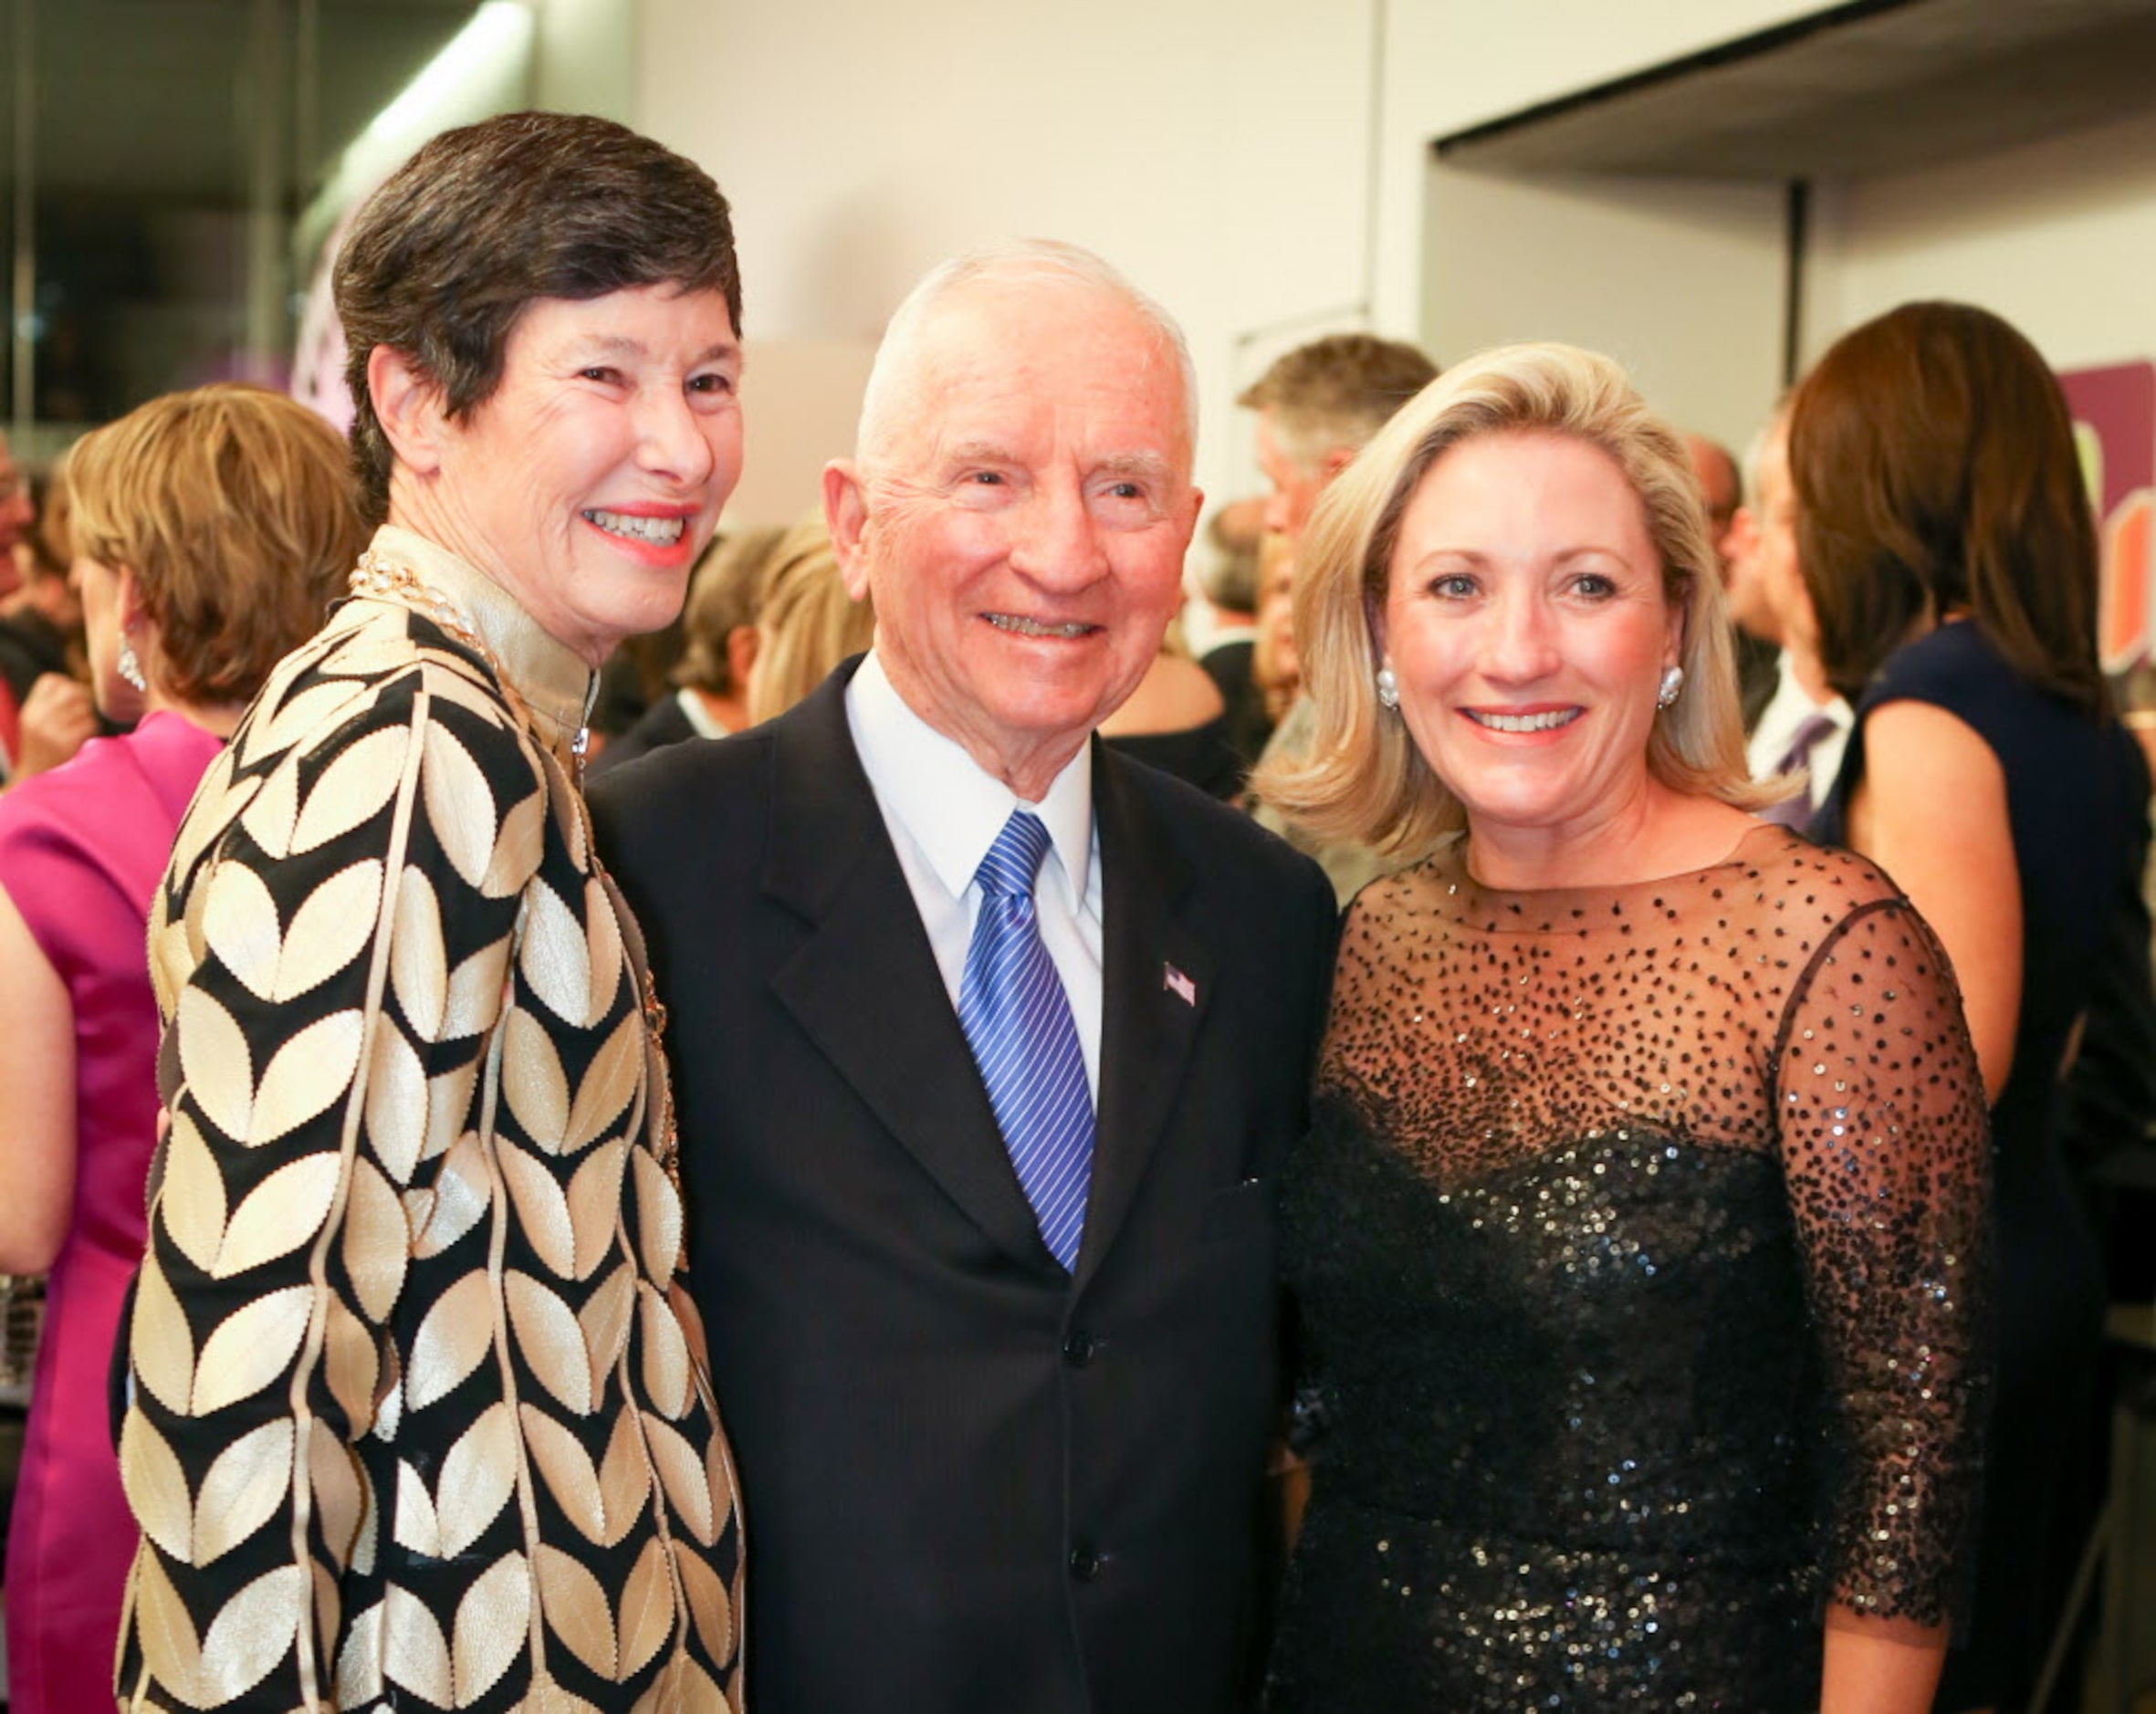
[115,526,743,1712]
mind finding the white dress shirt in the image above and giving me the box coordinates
[1747,650,1854,819]
[845,652,1104,1101]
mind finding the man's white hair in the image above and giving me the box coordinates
[853,239,1198,470]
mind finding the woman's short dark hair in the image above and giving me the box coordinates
[1790,300,2104,713]
[335,110,740,525]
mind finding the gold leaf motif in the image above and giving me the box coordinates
[413,1131,493,1260]
[130,1252,196,1414]
[131,1545,206,1698]
[274,857,386,1002]
[422,1061,482,1166]
[706,1415,738,1551]
[422,721,500,891]
[671,1540,735,1668]
[382,1581,454,1705]
[615,1536,675,1684]
[435,1402,518,1558]
[405,1270,496,1412]
[351,1454,382,1576]
[443,935,513,1042]
[524,1672,607,1714]
[213,1150,342,1277]
[390,865,448,1041]
[392,1458,442,1557]
[556,778,591,873]
[482,788,548,901]
[641,1411,715,1546]
[520,880,593,1027]
[636,1655,732,1714]
[192,1417,295,1565]
[497,1140,576,1278]
[159,1110,229,1274]
[308,1429,365,1572]
[517,1406,606,1542]
[565,1140,628,1282]
[502,1008,570,1151]
[343,1157,410,1321]
[363,1020,427,1187]
[239,758,301,861]
[166,750,254,884]
[148,889,191,1019]
[451,1550,530,1707]
[597,1404,652,1549]
[250,1010,364,1147]
[117,1409,193,1561]
[583,879,624,1027]
[533,1542,619,1681]
[192,1284,312,1416]
[421,662,512,732]
[506,1270,593,1415]
[322,1294,382,1437]
[177,985,255,1144]
[567,1010,643,1154]
[313,1562,340,1685]
[195,1563,307,1706]
[201,859,284,1000]
[314,632,421,681]
[335,1599,385,1707]
[292,724,411,855]
[637,1283,692,1423]
[246,677,372,768]
[578,1261,636,1386]
[632,1148,684,1289]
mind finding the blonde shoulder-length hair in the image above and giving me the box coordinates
[1256,341,1778,862]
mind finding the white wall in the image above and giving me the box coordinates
[1806,106,2156,372]
[638,0,1377,523]
[534,0,635,121]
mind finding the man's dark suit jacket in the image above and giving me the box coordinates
[589,664,1336,1714]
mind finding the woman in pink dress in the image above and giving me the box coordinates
[0,384,361,1714]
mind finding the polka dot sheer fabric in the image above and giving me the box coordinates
[1270,823,1991,1712]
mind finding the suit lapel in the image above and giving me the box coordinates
[762,671,1054,1270]
[1078,746,1213,1287]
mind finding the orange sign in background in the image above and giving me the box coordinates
[2063,361,2156,674]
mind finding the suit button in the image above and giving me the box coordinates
[1062,1329,1095,1366]
[1068,1547,1101,1582]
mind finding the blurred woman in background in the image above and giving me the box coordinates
[0,383,361,1714]
[1794,301,2149,1714]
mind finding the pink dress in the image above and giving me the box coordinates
[0,712,222,1714]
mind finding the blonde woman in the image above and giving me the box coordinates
[1261,343,1991,1713]
[0,384,361,1714]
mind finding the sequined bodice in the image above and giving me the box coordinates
[1270,824,1990,1713]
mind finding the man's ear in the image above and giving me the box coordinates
[367,345,451,478]
[823,460,873,601]
[1319,444,1357,483]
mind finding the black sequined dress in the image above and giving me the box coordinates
[1268,824,1991,1713]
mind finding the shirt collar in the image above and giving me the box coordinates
[848,651,1094,914]
[364,523,596,756]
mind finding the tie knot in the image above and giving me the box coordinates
[978,810,1053,898]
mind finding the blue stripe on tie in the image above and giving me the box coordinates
[958,810,1095,1270]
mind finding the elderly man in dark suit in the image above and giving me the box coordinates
[589,240,1336,1714]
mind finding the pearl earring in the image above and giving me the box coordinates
[1656,664,1685,710]
[118,636,148,692]
[1376,665,1399,710]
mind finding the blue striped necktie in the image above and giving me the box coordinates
[958,810,1095,1270]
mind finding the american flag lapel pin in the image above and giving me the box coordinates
[1163,962,1198,1007]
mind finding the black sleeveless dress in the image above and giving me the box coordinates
[1812,619,2149,1709]
[1268,824,1991,1712]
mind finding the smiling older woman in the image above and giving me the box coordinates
[112,113,746,1712]
[1258,343,1992,1714]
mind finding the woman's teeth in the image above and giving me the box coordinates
[585,509,686,545]
[1470,708,1580,733]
